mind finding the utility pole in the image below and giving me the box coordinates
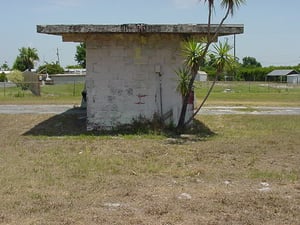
[234,34,236,60]
[56,48,60,65]
[233,34,237,81]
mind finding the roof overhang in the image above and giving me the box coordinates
[37,23,244,42]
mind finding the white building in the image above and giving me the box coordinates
[196,71,208,82]
[37,24,243,130]
[287,74,300,84]
[267,69,300,84]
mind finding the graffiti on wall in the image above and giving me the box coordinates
[135,94,147,105]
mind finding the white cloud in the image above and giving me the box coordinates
[173,0,199,9]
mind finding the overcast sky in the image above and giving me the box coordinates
[1,0,300,68]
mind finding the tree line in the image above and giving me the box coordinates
[0,44,86,81]
[203,55,300,82]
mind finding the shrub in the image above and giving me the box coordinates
[6,70,29,90]
[38,63,64,74]
[0,72,7,82]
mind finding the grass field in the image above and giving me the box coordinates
[0,113,299,224]
[195,81,300,106]
[0,81,299,224]
[1,81,300,106]
[0,83,84,105]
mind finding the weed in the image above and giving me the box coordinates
[249,169,299,182]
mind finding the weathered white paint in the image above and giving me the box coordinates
[85,34,190,130]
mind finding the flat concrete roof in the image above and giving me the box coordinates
[37,23,244,42]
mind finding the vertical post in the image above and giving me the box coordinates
[233,34,236,60]
[73,80,76,96]
[159,75,163,118]
[3,82,5,96]
[233,34,237,80]
[56,48,60,65]
[155,65,163,119]
[73,80,75,96]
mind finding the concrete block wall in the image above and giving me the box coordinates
[86,34,190,130]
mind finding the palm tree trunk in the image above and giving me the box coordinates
[184,72,219,126]
[176,64,198,129]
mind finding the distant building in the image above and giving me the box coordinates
[196,71,208,82]
[0,70,11,74]
[64,68,86,74]
[267,69,300,84]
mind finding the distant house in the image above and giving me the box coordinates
[267,69,300,84]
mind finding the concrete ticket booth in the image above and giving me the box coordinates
[37,24,243,130]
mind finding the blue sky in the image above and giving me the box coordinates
[1,0,300,68]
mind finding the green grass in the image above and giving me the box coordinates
[195,81,300,106]
[0,83,84,104]
[249,169,299,182]
[1,81,299,106]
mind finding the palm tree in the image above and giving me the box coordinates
[176,0,246,129]
[20,47,39,71]
[13,47,39,71]
[176,40,205,128]
[184,40,234,126]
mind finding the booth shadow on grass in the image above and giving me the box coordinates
[23,109,215,138]
[23,108,88,136]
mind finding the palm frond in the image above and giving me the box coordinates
[200,0,215,11]
[175,67,191,96]
[221,0,246,16]
[212,40,234,72]
[181,40,206,69]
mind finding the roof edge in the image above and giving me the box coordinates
[37,23,244,35]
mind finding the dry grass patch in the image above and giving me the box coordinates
[0,114,299,224]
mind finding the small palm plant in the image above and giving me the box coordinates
[176,67,191,98]
[184,39,234,125]
[176,40,205,127]
[182,40,205,73]
[213,40,234,75]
